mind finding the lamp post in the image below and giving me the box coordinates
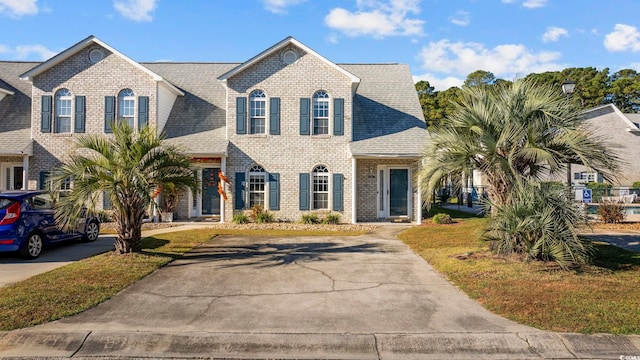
[562,79,576,188]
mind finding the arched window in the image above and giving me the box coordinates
[250,90,266,134]
[248,165,266,208]
[312,165,329,209]
[118,89,135,129]
[55,88,72,133]
[313,91,329,135]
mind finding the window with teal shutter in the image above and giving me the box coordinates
[269,98,280,135]
[41,95,52,133]
[333,173,344,211]
[333,98,344,136]
[74,96,85,133]
[268,173,280,210]
[299,173,310,210]
[104,96,115,133]
[138,96,149,129]
[235,172,246,209]
[236,97,247,134]
[300,98,310,135]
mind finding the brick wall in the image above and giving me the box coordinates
[28,45,158,191]
[225,46,354,223]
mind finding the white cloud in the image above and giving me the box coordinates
[450,10,470,27]
[501,0,547,8]
[542,26,568,43]
[522,0,547,8]
[604,24,640,52]
[0,0,38,17]
[262,0,306,14]
[413,73,464,91]
[325,0,424,38]
[417,39,564,89]
[113,0,157,22]
[0,44,56,60]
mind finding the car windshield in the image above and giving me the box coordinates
[0,198,15,210]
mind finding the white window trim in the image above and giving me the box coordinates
[118,89,136,130]
[248,165,267,208]
[312,91,330,136]
[249,90,267,135]
[312,165,330,210]
[55,89,72,134]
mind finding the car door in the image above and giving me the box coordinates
[24,193,67,242]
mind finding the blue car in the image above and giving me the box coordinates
[0,191,100,259]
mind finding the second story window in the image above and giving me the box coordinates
[118,89,135,129]
[55,89,72,133]
[250,90,266,134]
[313,91,329,135]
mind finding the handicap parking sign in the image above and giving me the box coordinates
[582,189,592,203]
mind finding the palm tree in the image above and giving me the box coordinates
[51,123,197,254]
[419,78,620,208]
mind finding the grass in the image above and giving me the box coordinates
[399,216,640,334]
[0,227,367,331]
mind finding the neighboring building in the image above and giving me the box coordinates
[571,104,640,186]
[0,35,428,223]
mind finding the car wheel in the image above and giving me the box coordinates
[83,220,100,242]
[20,233,43,259]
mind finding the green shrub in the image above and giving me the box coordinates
[250,205,264,221]
[598,202,625,223]
[232,212,249,224]
[255,210,275,223]
[632,181,640,188]
[485,182,591,269]
[432,213,453,224]
[322,213,341,224]
[585,182,612,190]
[301,213,320,224]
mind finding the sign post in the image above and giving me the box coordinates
[582,189,592,203]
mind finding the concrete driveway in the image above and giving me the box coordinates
[0,234,115,287]
[2,225,640,359]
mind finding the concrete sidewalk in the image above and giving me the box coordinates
[1,224,639,359]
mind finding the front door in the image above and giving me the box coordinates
[202,168,220,215]
[378,166,411,218]
[2,164,23,190]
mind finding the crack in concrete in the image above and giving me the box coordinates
[516,332,543,358]
[295,260,336,291]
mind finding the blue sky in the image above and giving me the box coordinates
[1,0,639,90]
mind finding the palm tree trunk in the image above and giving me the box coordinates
[114,196,145,254]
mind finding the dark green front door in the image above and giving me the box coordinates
[389,169,409,216]
[202,168,220,215]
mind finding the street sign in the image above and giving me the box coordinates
[582,189,592,203]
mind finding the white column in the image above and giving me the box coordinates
[21,155,29,190]
[220,157,226,223]
[351,158,357,224]
[416,179,422,224]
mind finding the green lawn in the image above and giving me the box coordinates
[399,214,640,334]
[0,228,367,331]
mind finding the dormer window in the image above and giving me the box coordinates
[250,90,266,134]
[55,88,72,133]
[313,91,329,135]
[118,89,135,129]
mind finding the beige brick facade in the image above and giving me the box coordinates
[28,45,158,189]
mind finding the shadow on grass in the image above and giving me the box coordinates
[426,206,483,219]
[591,242,640,271]
[141,236,170,250]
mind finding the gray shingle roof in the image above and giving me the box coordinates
[341,64,428,157]
[143,62,238,155]
[0,62,36,155]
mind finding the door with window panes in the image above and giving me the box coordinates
[2,164,23,191]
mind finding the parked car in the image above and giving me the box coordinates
[0,191,100,259]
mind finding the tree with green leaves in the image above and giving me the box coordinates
[51,123,197,254]
[418,78,620,267]
[463,70,496,87]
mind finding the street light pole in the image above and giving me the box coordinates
[562,80,576,189]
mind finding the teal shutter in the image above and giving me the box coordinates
[269,97,280,135]
[299,173,310,210]
[236,97,247,134]
[74,96,85,133]
[235,172,246,209]
[268,173,280,210]
[41,95,52,133]
[138,96,149,129]
[103,191,112,210]
[332,173,344,211]
[333,98,344,136]
[104,96,115,133]
[39,171,50,190]
[300,98,310,135]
